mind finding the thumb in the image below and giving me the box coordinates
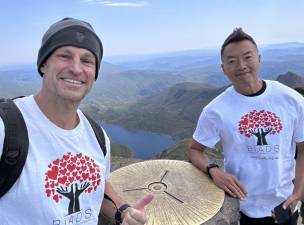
[133,193,154,210]
[283,196,295,210]
[283,195,300,213]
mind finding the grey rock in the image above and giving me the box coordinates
[203,195,239,225]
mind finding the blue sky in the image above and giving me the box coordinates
[1,0,304,65]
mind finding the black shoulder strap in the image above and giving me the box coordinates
[83,114,118,209]
[84,113,107,156]
[0,99,29,198]
[0,105,106,198]
[84,114,117,207]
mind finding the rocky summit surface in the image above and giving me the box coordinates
[102,139,303,225]
[99,141,240,225]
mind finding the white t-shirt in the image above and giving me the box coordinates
[0,95,111,225]
[193,80,304,218]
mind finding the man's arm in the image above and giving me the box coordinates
[101,180,153,225]
[188,139,247,200]
[283,141,304,211]
[101,181,125,223]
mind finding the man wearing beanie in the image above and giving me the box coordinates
[0,18,153,225]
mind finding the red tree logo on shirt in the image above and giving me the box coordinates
[238,110,283,145]
[45,152,101,215]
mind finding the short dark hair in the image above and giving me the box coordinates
[221,28,257,56]
[294,87,304,96]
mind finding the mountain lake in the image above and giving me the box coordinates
[101,122,176,159]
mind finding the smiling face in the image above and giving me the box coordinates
[40,46,96,104]
[221,40,261,94]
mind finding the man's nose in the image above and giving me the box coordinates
[69,59,82,75]
[237,59,246,70]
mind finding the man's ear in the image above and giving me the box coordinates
[40,63,46,74]
[259,54,261,63]
[221,63,226,75]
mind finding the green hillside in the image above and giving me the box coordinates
[102,82,227,140]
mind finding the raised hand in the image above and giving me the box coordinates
[121,193,154,225]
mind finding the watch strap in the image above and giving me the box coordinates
[206,163,219,179]
[115,203,131,225]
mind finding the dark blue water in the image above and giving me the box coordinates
[101,122,176,159]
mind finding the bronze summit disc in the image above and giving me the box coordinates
[109,160,224,225]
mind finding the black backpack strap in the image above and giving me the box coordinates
[84,113,107,156]
[84,114,117,212]
[0,99,29,198]
[104,193,117,207]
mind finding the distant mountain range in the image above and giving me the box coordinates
[88,42,304,107]
[276,71,304,88]
[110,42,304,74]
[1,42,304,105]
[0,66,41,98]
[1,42,303,119]
[1,44,303,159]
[101,71,304,140]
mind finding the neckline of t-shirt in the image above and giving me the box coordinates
[27,95,84,137]
[231,80,272,101]
[244,80,266,97]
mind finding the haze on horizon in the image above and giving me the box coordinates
[1,0,304,65]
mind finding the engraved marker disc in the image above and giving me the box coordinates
[109,160,224,225]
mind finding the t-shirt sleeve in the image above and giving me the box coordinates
[0,117,4,157]
[103,129,111,180]
[193,109,221,148]
[293,97,304,143]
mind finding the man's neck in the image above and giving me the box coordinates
[34,93,80,130]
[234,79,263,96]
[244,80,266,97]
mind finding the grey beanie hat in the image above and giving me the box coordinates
[37,17,103,79]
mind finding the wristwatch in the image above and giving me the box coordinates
[115,203,131,225]
[206,163,219,179]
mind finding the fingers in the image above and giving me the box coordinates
[122,193,154,225]
[122,208,146,225]
[232,178,247,200]
[283,195,299,213]
[271,209,277,222]
[133,193,154,210]
[234,178,247,195]
[283,198,292,210]
[212,170,247,200]
[222,185,237,198]
[222,179,247,200]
